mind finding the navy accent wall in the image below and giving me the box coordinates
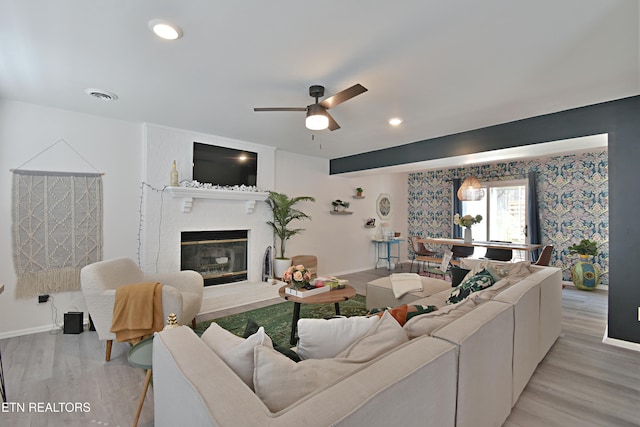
[330,95,640,345]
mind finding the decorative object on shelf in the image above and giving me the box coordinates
[355,187,364,198]
[265,192,315,279]
[378,222,394,241]
[282,264,313,290]
[332,199,350,212]
[457,176,485,201]
[170,160,179,186]
[454,213,483,243]
[568,239,600,290]
[365,218,376,228]
[163,313,180,330]
[376,193,392,220]
[179,180,263,192]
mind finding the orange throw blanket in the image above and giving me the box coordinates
[110,282,163,344]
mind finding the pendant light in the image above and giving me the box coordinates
[457,176,485,201]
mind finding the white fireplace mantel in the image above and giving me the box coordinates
[166,187,269,213]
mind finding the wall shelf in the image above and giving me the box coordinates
[166,187,269,213]
[352,195,365,199]
[330,210,353,215]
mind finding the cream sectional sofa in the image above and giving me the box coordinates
[152,263,562,427]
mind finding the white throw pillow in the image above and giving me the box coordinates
[201,322,272,389]
[336,311,409,362]
[253,312,409,412]
[297,315,379,360]
[253,345,360,413]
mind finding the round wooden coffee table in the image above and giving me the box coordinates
[279,284,357,345]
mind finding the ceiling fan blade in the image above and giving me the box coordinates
[253,107,306,112]
[326,111,340,131]
[319,84,368,109]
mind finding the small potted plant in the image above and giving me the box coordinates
[356,187,364,197]
[568,239,599,257]
[567,239,600,291]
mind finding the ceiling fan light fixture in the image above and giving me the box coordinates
[457,176,485,201]
[389,117,403,126]
[148,19,183,40]
[305,104,329,130]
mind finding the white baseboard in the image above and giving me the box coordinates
[0,320,89,340]
[602,326,640,352]
[562,280,608,291]
[0,324,61,339]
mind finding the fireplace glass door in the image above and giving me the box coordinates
[181,230,248,286]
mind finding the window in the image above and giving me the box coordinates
[461,179,528,256]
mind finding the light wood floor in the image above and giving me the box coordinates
[1,265,638,427]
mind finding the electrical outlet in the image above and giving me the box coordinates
[38,294,50,303]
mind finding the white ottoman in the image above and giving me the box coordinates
[366,275,452,310]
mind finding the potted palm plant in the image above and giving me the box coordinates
[265,191,315,278]
[568,239,600,290]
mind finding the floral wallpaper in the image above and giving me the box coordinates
[407,150,609,284]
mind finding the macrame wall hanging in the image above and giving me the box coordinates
[11,140,104,298]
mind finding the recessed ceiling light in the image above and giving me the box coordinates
[389,117,403,126]
[84,88,118,101]
[148,19,183,40]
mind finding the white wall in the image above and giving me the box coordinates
[0,100,408,337]
[274,150,408,276]
[0,100,143,337]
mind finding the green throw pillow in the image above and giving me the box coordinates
[446,269,496,305]
[450,265,471,287]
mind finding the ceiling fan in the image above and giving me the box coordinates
[253,84,368,131]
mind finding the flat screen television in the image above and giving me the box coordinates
[192,142,258,186]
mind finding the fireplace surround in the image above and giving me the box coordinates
[141,124,276,284]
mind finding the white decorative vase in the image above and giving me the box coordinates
[464,228,472,243]
[274,258,291,280]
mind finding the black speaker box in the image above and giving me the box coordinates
[64,311,84,334]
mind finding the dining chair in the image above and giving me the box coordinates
[408,236,440,273]
[425,250,453,279]
[534,245,554,266]
[451,245,474,260]
[484,240,513,261]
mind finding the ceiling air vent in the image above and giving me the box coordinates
[84,88,118,101]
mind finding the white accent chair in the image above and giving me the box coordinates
[80,257,203,361]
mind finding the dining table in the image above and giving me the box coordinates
[418,237,542,252]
